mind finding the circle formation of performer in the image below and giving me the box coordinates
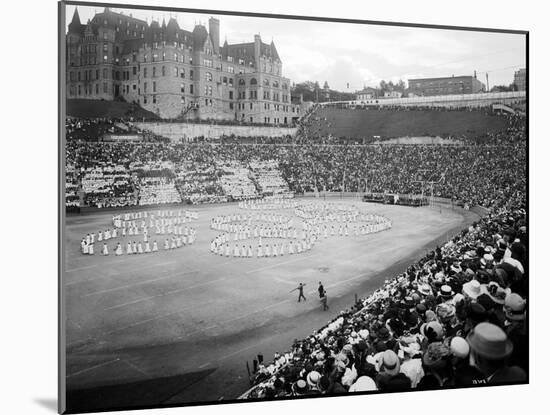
[209,201,392,259]
[80,208,198,256]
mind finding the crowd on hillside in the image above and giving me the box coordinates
[242,194,527,397]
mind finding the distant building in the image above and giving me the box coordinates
[513,68,526,91]
[355,87,378,100]
[407,75,485,96]
[383,91,402,98]
[66,7,299,122]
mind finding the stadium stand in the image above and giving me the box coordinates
[65,108,527,396]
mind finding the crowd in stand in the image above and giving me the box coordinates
[242,197,527,397]
[67,112,526,207]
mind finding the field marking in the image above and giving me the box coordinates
[216,298,291,325]
[65,264,100,273]
[82,269,199,297]
[105,299,219,335]
[102,276,224,311]
[122,359,151,377]
[198,362,211,369]
[66,260,178,287]
[66,358,120,378]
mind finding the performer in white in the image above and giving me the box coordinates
[88,243,94,255]
[102,243,109,256]
[137,241,144,254]
[115,242,122,256]
[152,240,159,252]
[144,240,151,253]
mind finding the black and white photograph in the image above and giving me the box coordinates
[58,1,528,413]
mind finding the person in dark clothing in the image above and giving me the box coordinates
[318,281,325,298]
[291,282,307,302]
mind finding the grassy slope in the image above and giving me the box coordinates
[67,99,159,119]
[316,108,507,139]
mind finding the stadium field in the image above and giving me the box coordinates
[63,197,479,410]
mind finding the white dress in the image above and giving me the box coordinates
[115,244,123,256]
[152,241,158,252]
[126,242,132,255]
[137,242,144,254]
[88,244,94,255]
[102,244,109,256]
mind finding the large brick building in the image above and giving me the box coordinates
[513,68,526,91]
[407,75,486,96]
[66,8,300,123]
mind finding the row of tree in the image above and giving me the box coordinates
[290,79,408,102]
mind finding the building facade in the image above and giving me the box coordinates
[513,68,526,91]
[355,87,377,100]
[407,75,486,96]
[66,8,300,123]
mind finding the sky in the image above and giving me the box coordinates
[66,4,526,92]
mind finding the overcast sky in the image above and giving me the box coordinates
[66,5,526,91]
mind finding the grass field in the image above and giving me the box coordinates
[315,107,507,139]
[63,197,479,412]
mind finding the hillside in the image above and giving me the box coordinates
[66,99,159,119]
[312,108,508,140]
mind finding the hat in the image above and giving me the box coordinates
[453,293,465,305]
[462,280,482,299]
[468,302,488,322]
[476,270,491,284]
[358,329,370,340]
[467,322,514,360]
[377,327,391,341]
[292,379,308,395]
[349,376,377,392]
[403,296,415,307]
[440,285,454,298]
[418,283,433,296]
[374,340,388,353]
[307,370,321,388]
[421,321,444,341]
[480,282,508,305]
[423,342,451,368]
[334,360,347,372]
[425,309,437,323]
[436,303,456,322]
[356,340,368,352]
[416,303,427,314]
[504,293,526,321]
[450,337,470,359]
[381,350,400,376]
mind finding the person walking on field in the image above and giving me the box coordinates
[319,281,329,311]
[291,283,307,302]
[318,281,325,299]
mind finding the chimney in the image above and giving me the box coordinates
[474,70,477,79]
[254,34,261,70]
[209,17,220,54]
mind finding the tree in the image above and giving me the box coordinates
[323,80,330,90]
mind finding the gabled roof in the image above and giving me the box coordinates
[68,8,85,35]
[221,39,281,62]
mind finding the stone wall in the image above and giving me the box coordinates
[135,121,297,140]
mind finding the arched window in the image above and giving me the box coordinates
[205,72,213,82]
[250,78,257,85]
[239,79,246,86]
[273,81,279,88]
[263,79,269,86]
[282,83,288,90]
